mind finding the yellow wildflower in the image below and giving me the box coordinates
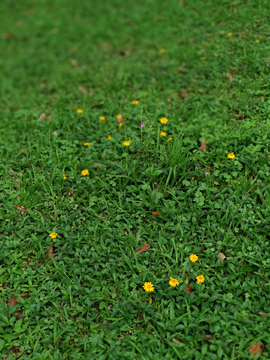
[84,142,91,146]
[201,57,206,60]
[123,141,131,146]
[132,100,139,105]
[116,114,123,119]
[228,32,232,36]
[169,277,179,287]
[81,169,89,176]
[143,282,154,292]
[256,39,260,43]
[100,116,105,120]
[119,122,124,127]
[190,254,199,263]
[77,108,83,113]
[167,137,172,142]
[55,196,58,199]
[196,275,205,284]
[160,131,166,136]
[49,232,57,239]
[160,49,166,53]
[62,174,66,180]
[160,117,168,124]
[227,152,235,159]
[107,135,112,140]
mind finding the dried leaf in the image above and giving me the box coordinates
[93,162,102,170]
[38,113,47,121]
[204,335,213,343]
[259,312,268,319]
[79,86,88,96]
[199,139,207,152]
[152,211,159,216]
[172,338,182,344]
[226,72,233,81]
[136,243,150,254]
[8,296,18,306]
[249,342,262,357]
[184,285,194,293]
[14,205,28,211]
[218,252,226,265]
[178,92,189,98]
[255,19,261,23]
[2,33,16,39]
[20,149,26,155]
[16,311,23,319]
[199,246,206,253]
[120,50,130,56]
[232,8,237,13]
[117,116,124,123]
[67,188,74,199]
[9,168,17,174]
[48,244,54,258]
[124,231,128,236]
[237,113,245,119]
[22,262,28,268]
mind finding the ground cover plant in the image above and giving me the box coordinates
[1,0,270,358]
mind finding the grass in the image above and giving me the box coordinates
[1,0,270,358]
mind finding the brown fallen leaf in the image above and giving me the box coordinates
[67,188,74,199]
[79,86,88,96]
[120,50,130,56]
[2,33,16,39]
[199,139,206,152]
[249,342,262,357]
[14,205,28,212]
[199,246,206,253]
[20,149,26,155]
[16,311,23,319]
[255,19,261,23]
[152,211,159,216]
[226,72,233,81]
[8,296,18,306]
[38,113,47,121]
[117,116,124,123]
[124,231,128,236]
[218,252,226,265]
[48,244,54,258]
[136,244,150,254]
[237,113,245,119]
[258,312,268,319]
[172,338,182,344]
[232,8,237,13]
[184,285,194,293]
[22,262,28,268]
[93,162,102,170]
[9,168,17,174]
[204,335,213,343]
[178,92,189,98]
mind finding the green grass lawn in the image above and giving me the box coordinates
[1,0,270,358]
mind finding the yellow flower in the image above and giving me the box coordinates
[160,49,166,53]
[62,174,66,180]
[77,108,83,113]
[123,141,131,146]
[132,100,139,105]
[261,96,264,99]
[49,232,57,239]
[196,275,205,284]
[55,196,58,199]
[169,277,179,287]
[100,116,105,120]
[119,122,124,127]
[167,137,172,142]
[190,254,199,263]
[201,57,206,60]
[228,32,232,36]
[193,158,196,160]
[71,226,74,228]
[107,135,112,140]
[81,169,89,176]
[160,131,166,137]
[116,114,123,119]
[84,142,91,146]
[143,282,154,292]
[227,152,235,159]
[160,117,168,124]
[0,284,2,286]
[256,39,260,43]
